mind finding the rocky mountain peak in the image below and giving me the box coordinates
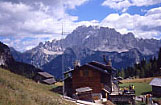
[11,26,161,75]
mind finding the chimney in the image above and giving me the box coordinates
[74,60,80,69]
[107,58,112,66]
[103,55,112,66]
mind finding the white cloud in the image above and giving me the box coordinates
[102,0,131,11]
[100,7,161,39]
[131,0,161,7]
[0,0,90,51]
[0,0,160,51]
[102,0,161,11]
[101,13,134,31]
[64,0,89,9]
[0,0,90,35]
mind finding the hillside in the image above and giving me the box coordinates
[0,68,75,105]
[0,41,42,79]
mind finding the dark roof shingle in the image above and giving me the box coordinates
[89,61,112,70]
[38,72,54,78]
[63,61,116,75]
[84,64,109,74]
[42,78,56,85]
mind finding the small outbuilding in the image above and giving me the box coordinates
[149,78,161,97]
[34,72,56,85]
[75,87,93,102]
[42,78,56,85]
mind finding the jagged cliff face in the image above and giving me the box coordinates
[0,42,14,66]
[61,26,160,54]
[0,42,42,79]
[12,26,161,67]
[31,26,160,56]
[11,40,63,68]
[10,26,161,78]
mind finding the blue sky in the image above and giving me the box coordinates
[0,0,161,51]
[67,0,115,21]
[67,0,161,21]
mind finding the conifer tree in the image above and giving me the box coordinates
[157,48,161,75]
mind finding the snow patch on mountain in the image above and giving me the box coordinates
[96,47,129,53]
[42,48,63,55]
[85,35,90,39]
[0,57,5,66]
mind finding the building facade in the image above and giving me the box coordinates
[64,61,116,100]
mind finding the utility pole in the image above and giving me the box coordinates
[61,23,65,96]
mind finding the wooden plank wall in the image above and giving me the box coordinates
[72,67,103,93]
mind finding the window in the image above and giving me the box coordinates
[80,69,92,77]
[83,70,89,77]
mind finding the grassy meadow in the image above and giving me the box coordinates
[119,77,161,96]
[0,68,75,105]
[119,82,152,96]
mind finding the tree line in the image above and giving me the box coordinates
[117,48,161,78]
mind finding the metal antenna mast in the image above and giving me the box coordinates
[61,23,65,96]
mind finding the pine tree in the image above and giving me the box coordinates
[157,48,161,75]
[140,68,145,78]
[120,68,125,78]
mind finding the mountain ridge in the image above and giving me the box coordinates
[0,41,42,79]
[42,47,153,78]
[10,26,161,78]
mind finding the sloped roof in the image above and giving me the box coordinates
[64,61,116,75]
[38,72,54,78]
[42,78,56,85]
[63,69,74,74]
[63,75,72,81]
[76,87,92,93]
[89,61,112,70]
[84,64,109,74]
[89,61,116,73]
[149,78,161,87]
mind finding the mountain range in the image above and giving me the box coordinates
[10,26,161,78]
[0,42,41,79]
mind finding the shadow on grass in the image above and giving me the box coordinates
[50,86,63,95]
[141,91,152,95]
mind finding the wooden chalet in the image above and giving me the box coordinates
[64,61,116,101]
[34,72,56,85]
[149,78,161,97]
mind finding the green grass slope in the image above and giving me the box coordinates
[119,77,161,96]
[120,82,152,96]
[0,68,75,105]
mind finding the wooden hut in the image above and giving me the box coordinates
[42,78,56,85]
[149,78,161,97]
[64,61,116,100]
[34,72,56,85]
